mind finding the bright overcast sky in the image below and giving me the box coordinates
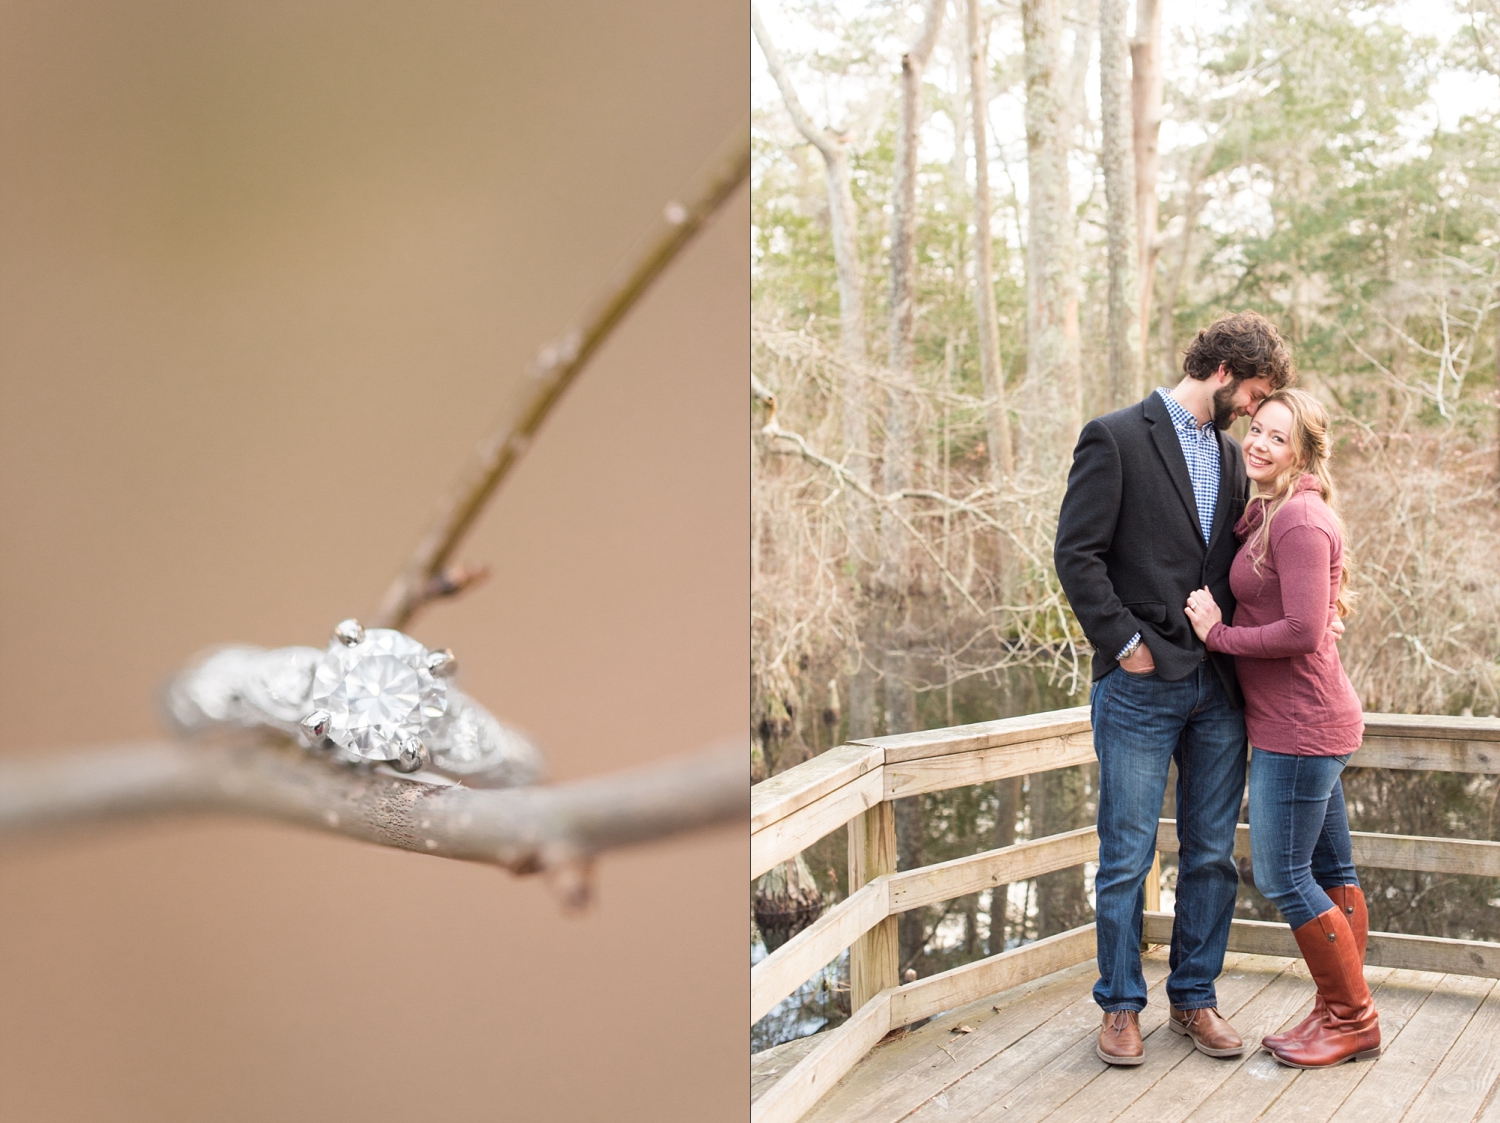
[753,0,1499,161]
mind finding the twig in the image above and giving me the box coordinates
[0,738,745,881]
[375,130,752,629]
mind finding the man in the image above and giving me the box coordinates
[1054,311,1295,1066]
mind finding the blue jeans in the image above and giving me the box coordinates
[1090,662,1247,1012]
[1248,748,1358,930]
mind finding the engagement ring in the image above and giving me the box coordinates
[163,619,541,787]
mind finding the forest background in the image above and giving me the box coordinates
[751,0,1500,1045]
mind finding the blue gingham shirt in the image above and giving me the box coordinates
[1116,388,1222,660]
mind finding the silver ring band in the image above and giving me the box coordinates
[163,620,541,788]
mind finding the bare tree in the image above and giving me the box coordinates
[965,0,1016,483]
[884,0,946,973]
[1100,0,1142,410]
[1021,0,1084,479]
[752,6,879,739]
[751,8,867,369]
[1130,0,1162,376]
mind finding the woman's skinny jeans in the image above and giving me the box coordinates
[1248,746,1358,930]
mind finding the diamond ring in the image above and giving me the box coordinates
[164,619,541,787]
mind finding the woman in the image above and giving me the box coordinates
[1183,387,1378,1068]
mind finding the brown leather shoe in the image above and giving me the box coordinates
[1097,1009,1145,1066]
[1168,1005,1245,1057]
[1263,884,1369,1053]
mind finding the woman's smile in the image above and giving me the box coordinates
[1242,399,1298,483]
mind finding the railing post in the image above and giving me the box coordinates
[848,800,899,1011]
[1143,851,1161,913]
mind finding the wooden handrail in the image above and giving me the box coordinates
[751,826,1103,1023]
[752,709,1500,874]
[752,880,887,1025]
[1155,819,1500,877]
[751,745,882,834]
[1141,912,1500,978]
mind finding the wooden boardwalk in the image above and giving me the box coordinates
[752,949,1500,1123]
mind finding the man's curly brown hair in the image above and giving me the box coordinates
[1181,311,1295,390]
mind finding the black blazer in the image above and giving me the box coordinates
[1054,391,1250,706]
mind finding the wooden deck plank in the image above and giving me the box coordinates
[936,953,1266,1121]
[1174,967,1450,1123]
[798,960,1107,1123]
[768,941,1500,1123]
[1398,980,1500,1123]
[1036,954,1304,1123]
[1323,974,1494,1123]
[1098,957,1332,1123]
[753,1036,823,1105]
[1255,969,1445,1123]
[1472,1075,1500,1123]
[895,956,1181,1123]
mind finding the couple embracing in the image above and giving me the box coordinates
[1054,312,1378,1070]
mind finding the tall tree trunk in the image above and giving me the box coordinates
[965,0,1015,482]
[1130,0,1162,375]
[752,6,877,737]
[1100,0,1142,412]
[1020,0,1084,481]
[884,0,946,975]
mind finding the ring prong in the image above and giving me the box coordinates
[300,710,332,748]
[426,649,457,678]
[334,619,364,646]
[392,737,429,774]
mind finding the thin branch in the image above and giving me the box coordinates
[0,738,746,890]
[375,131,751,630]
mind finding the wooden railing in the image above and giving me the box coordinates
[749,708,1500,1123]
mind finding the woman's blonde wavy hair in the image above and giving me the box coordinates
[1246,387,1357,618]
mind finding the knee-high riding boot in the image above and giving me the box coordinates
[1268,904,1380,1068]
[1261,885,1367,1052]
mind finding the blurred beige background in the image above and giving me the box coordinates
[0,1,746,1120]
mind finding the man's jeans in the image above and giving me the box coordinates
[1090,661,1246,1012]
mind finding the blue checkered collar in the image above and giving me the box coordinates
[1155,387,1215,438]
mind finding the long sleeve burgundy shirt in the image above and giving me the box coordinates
[1205,475,1364,756]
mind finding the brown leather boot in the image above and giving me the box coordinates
[1269,905,1380,1068]
[1097,1009,1144,1066]
[1262,884,1368,1052]
[1169,1005,1244,1056]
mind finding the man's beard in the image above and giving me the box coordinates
[1211,383,1239,430]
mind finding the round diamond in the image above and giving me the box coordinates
[309,629,448,762]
